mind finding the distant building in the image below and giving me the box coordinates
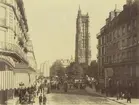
[75,7,91,65]
[40,61,50,77]
[0,0,37,103]
[59,57,74,68]
[97,0,139,97]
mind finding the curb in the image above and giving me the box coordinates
[85,87,126,105]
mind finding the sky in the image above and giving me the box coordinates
[23,0,126,67]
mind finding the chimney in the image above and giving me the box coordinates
[126,0,133,5]
[109,11,115,21]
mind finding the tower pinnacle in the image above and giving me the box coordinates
[78,5,81,15]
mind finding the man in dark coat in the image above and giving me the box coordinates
[39,94,43,105]
[64,81,68,92]
[43,95,47,105]
[127,92,131,103]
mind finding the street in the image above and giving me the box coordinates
[33,89,122,105]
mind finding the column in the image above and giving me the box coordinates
[12,72,14,89]
[0,72,1,90]
[5,71,7,90]
[1,71,3,90]
[3,71,5,90]
[7,71,9,90]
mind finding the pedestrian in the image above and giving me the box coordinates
[39,94,43,105]
[19,93,22,104]
[121,92,125,100]
[117,92,120,100]
[64,81,68,92]
[43,95,47,105]
[127,92,131,103]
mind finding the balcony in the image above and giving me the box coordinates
[0,55,15,67]
[96,33,101,38]
[14,63,36,73]
[0,42,28,64]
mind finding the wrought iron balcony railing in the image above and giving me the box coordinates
[0,42,28,63]
[0,55,15,67]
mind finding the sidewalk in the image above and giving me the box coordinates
[85,86,139,105]
[6,97,19,105]
[33,95,50,105]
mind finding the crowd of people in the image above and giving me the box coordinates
[50,78,87,93]
[14,85,36,104]
[14,75,134,104]
[14,79,50,105]
[38,93,47,105]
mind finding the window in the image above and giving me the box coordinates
[133,36,137,45]
[109,56,111,63]
[128,25,131,32]
[117,53,119,62]
[9,10,13,29]
[119,27,122,36]
[117,28,120,38]
[134,20,137,27]
[0,6,6,26]
[113,55,115,62]
[121,52,124,60]
[122,26,126,35]
[133,49,137,58]
[109,33,112,42]
[0,29,5,42]
[122,39,125,47]
[82,38,85,48]
[129,37,131,46]
[129,51,131,59]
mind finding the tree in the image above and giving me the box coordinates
[66,62,84,80]
[50,60,65,78]
[85,60,98,78]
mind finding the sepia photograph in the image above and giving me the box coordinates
[0,0,139,105]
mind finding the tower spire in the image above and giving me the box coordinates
[78,5,81,12]
[79,5,81,11]
[78,5,81,16]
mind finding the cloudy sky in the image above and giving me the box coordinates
[23,0,126,67]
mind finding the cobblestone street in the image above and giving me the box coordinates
[32,89,122,105]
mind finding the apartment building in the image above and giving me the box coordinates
[0,0,37,103]
[97,0,139,97]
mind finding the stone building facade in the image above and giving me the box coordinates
[0,0,37,103]
[97,0,139,97]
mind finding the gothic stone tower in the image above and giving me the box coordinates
[75,7,91,65]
